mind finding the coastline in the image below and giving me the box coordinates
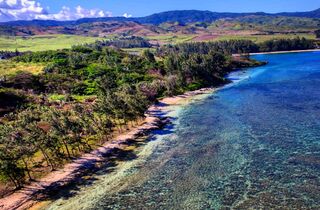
[0,88,216,210]
[249,49,320,55]
[232,49,320,57]
[2,49,316,209]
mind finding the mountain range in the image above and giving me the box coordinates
[1,8,320,27]
[0,9,319,38]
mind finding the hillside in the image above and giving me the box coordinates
[0,9,319,51]
[0,21,166,37]
[1,8,320,27]
[0,16,318,38]
[212,16,320,32]
[136,9,320,24]
[278,8,320,18]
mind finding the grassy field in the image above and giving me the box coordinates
[0,33,316,57]
[146,33,316,44]
[0,33,316,53]
[0,35,103,52]
[145,34,196,44]
[0,60,44,76]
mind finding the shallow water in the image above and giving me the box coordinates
[48,52,320,209]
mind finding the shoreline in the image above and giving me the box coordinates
[0,88,216,210]
[232,49,320,57]
[2,49,316,210]
[0,49,315,209]
[249,49,320,55]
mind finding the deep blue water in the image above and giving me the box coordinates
[48,52,320,209]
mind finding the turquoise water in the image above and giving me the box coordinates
[48,52,320,209]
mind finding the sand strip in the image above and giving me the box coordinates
[249,49,320,55]
[0,88,215,210]
[232,49,320,57]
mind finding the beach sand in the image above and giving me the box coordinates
[0,88,215,210]
[232,49,320,57]
[249,49,320,55]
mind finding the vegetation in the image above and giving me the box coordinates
[0,35,102,52]
[0,50,22,59]
[158,40,259,56]
[0,36,316,193]
[92,36,153,48]
[258,38,315,52]
[212,33,316,43]
[212,16,320,32]
[0,6,319,199]
[0,89,28,116]
[316,29,320,38]
[158,37,316,56]
[2,8,320,28]
[145,35,196,45]
[0,38,267,191]
[136,9,320,25]
[0,60,44,76]
[143,33,316,46]
[0,33,315,54]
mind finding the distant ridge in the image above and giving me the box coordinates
[1,8,320,26]
[135,10,271,25]
[277,8,320,18]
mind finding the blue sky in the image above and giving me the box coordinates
[0,0,319,22]
[38,0,320,16]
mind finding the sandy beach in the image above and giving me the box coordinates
[232,49,320,57]
[249,49,320,55]
[0,88,215,210]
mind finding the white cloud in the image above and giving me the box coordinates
[37,5,112,21]
[123,13,132,18]
[0,0,112,22]
[0,0,47,21]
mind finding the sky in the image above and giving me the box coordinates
[0,0,320,22]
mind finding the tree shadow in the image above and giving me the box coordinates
[25,147,139,204]
[24,114,176,206]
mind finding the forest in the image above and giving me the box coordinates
[0,37,316,193]
[157,37,316,56]
[92,36,153,49]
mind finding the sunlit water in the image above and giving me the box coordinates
[47,52,320,209]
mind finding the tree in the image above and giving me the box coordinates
[142,50,156,62]
[0,125,26,188]
[316,29,320,39]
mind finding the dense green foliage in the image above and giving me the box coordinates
[0,50,22,59]
[1,39,258,188]
[316,29,320,38]
[91,36,152,49]
[258,38,315,52]
[158,40,259,55]
[0,89,27,116]
[0,38,314,189]
[158,38,316,56]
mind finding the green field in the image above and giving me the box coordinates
[0,35,103,52]
[146,33,316,44]
[0,33,316,53]
[145,34,196,44]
